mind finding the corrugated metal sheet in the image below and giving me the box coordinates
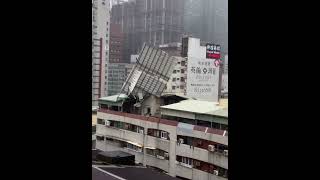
[121,43,176,97]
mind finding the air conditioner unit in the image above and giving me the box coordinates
[213,170,219,176]
[178,138,184,144]
[139,129,144,134]
[208,145,215,152]
[105,120,110,126]
[194,161,200,166]
[164,153,169,158]
[224,150,228,156]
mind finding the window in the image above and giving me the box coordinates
[181,77,185,82]
[181,61,185,66]
[177,70,180,73]
[177,78,180,80]
[127,143,142,152]
[97,119,105,125]
[173,70,176,73]
[172,86,176,90]
[182,157,193,166]
[172,78,176,82]
[146,148,156,156]
[177,61,180,64]
[181,69,184,73]
[137,126,144,134]
[180,85,184,89]
[153,129,160,137]
[160,131,168,139]
[96,135,104,141]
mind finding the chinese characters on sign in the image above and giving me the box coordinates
[186,56,220,102]
[206,44,221,59]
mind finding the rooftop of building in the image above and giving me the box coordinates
[160,99,228,118]
[99,94,128,103]
[92,165,180,180]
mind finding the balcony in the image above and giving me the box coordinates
[176,163,192,179]
[145,135,170,151]
[176,143,228,169]
[193,168,227,180]
[96,124,144,146]
[145,154,170,172]
[176,164,227,180]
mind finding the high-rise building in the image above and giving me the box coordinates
[107,63,133,96]
[184,0,228,60]
[92,0,111,106]
[109,23,124,63]
[111,0,185,62]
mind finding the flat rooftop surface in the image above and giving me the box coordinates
[92,166,179,180]
[161,99,228,117]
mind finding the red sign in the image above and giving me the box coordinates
[206,43,221,59]
[207,53,221,59]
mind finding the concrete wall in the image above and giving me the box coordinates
[97,124,144,145]
[193,168,227,180]
[176,164,193,179]
[161,108,196,120]
[176,143,228,169]
[144,154,170,172]
[141,95,161,116]
[144,135,170,151]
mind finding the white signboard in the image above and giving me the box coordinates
[186,56,220,102]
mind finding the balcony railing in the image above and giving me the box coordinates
[99,108,226,136]
[176,143,228,169]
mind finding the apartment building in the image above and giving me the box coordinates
[92,0,111,106]
[95,95,228,180]
[162,56,187,96]
[110,23,124,63]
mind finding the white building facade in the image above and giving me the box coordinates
[163,56,187,96]
[92,0,111,106]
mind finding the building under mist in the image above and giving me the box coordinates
[111,0,185,62]
[184,0,228,57]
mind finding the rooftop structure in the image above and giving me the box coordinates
[161,99,228,118]
[121,44,176,98]
[161,99,228,129]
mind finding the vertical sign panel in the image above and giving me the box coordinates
[186,57,220,102]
